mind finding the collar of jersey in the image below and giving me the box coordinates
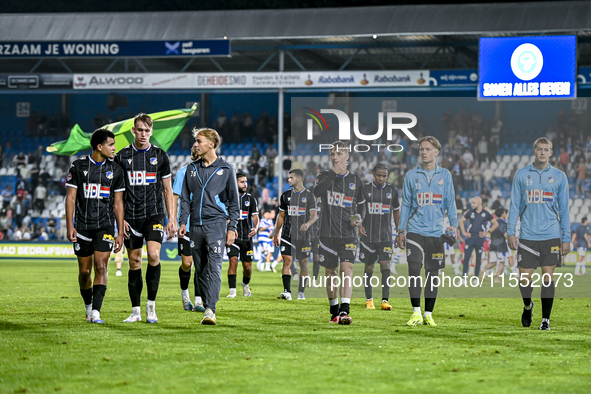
[197,156,221,167]
[88,156,106,166]
[335,170,349,178]
[292,187,305,194]
[132,143,151,153]
[372,182,386,189]
[527,163,553,174]
[416,164,441,174]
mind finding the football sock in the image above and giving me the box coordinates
[424,311,432,317]
[381,268,391,300]
[128,268,143,308]
[291,262,297,276]
[340,298,350,314]
[313,260,320,279]
[179,266,191,291]
[424,269,439,312]
[519,282,533,307]
[329,299,339,317]
[364,269,373,300]
[92,285,107,313]
[228,274,237,290]
[575,263,580,275]
[298,276,308,293]
[541,281,555,319]
[282,274,291,293]
[408,261,422,304]
[146,264,161,302]
[242,274,251,285]
[80,287,93,306]
[195,296,202,305]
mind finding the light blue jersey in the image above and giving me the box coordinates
[173,164,191,226]
[399,164,458,237]
[508,164,570,243]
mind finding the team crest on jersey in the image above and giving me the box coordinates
[106,171,113,179]
[360,253,365,259]
[349,183,356,190]
[548,177,555,183]
[74,243,80,251]
[216,169,224,176]
[180,244,183,251]
[319,254,325,262]
[190,240,195,248]
[471,213,475,218]
[301,197,306,203]
[67,172,72,181]
[481,213,486,217]
[150,158,158,165]
[438,178,444,185]
[386,193,392,199]
[518,254,522,262]
[245,201,250,206]
[407,249,411,256]
[281,246,285,252]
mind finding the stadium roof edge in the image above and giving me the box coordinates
[1,1,591,41]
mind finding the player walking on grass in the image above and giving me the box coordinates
[573,217,590,275]
[273,169,317,300]
[314,141,366,324]
[396,136,457,327]
[115,113,176,324]
[179,128,239,325]
[66,128,125,324]
[479,208,510,283]
[508,137,571,331]
[173,146,205,312]
[226,172,259,298]
[257,210,276,272]
[358,163,400,311]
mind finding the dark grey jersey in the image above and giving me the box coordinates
[490,219,508,252]
[236,193,259,241]
[114,144,171,220]
[362,182,400,243]
[66,156,125,230]
[279,188,317,242]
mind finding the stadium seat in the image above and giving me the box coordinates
[580,205,590,215]
[574,198,583,207]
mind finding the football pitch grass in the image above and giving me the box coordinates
[1,259,590,393]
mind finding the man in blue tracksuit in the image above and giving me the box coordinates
[396,136,458,327]
[508,137,571,331]
[179,128,240,325]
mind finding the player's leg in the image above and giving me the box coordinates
[77,255,93,322]
[518,267,535,327]
[539,264,556,330]
[145,240,162,323]
[473,242,484,277]
[311,238,320,279]
[378,259,392,310]
[337,242,356,324]
[227,252,239,298]
[90,250,110,323]
[179,235,194,310]
[193,266,204,311]
[114,244,124,276]
[406,235,424,326]
[423,267,440,326]
[190,227,207,312]
[199,222,227,325]
[123,244,144,322]
[240,240,254,297]
[360,243,376,308]
[391,248,401,275]
[319,238,340,322]
[280,254,293,299]
[462,241,475,278]
[297,257,309,299]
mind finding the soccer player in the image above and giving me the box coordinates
[227,172,259,298]
[459,197,498,279]
[309,196,321,280]
[65,128,125,323]
[443,216,460,275]
[480,208,509,283]
[273,169,317,300]
[396,136,458,327]
[173,145,205,312]
[358,163,400,311]
[179,128,239,325]
[313,141,366,324]
[508,137,571,331]
[573,217,590,275]
[257,210,276,272]
[114,113,176,323]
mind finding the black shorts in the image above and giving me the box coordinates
[74,226,115,257]
[227,239,254,262]
[280,237,311,261]
[178,233,193,257]
[318,237,357,269]
[517,238,562,269]
[406,232,445,270]
[360,241,393,264]
[310,238,319,259]
[124,215,164,250]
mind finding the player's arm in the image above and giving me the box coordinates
[483,217,498,238]
[302,208,317,232]
[353,177,366,226]
[162,177,176,237]
[313,171,336,198]
[558,172,572,255]
[459,216,469,237]
[507,172,522,250]
[392,187,401,231]
[444,169,458,231]
[396,174,413,248]
[65,186,77,242]
[273,210,285,247]
[178,169,191,238]
[225,167,240,246]
[113,191,124,253]
[248,197,260,238]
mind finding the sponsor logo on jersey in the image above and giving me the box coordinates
[368,202,390,215]
[83,171,88,176]
[246,250,254,256]
[327,191,353,208]
[302,246,311,253]
[67,172,72,181]
[150,158,158,165]
[417,192,442,206]
[241,210,249,219]
[432,252,444,259]
[153,224,164,232]
[550,246,560,253]
[526,189,553,203]
[345,243,357,250]
[106,171,113,179]
[102,234,114,243]
[83,183,109,199]
[349,183,356,190]
[127,171,157,185]
[128,159,132,164]
[217,169,224,176]
[384,246,392,253]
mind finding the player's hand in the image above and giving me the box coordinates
[248,227,257,238]
[123,221,130,239]
[67,226,77,243]
[464,232,471,238]
[358,225,367,237]
[351,219,362,228]
[478,231,487,238]
[508,235,518,250]
[333,159,348,175]
[166,221,176,238]
[395,233,405,249]
[178,224,187,238]
[561,242,570,256]
[273,234,280,247]
[448,226,457,237]
[226,230,237,247]
[113,233,124,253]
[300,223,309,232]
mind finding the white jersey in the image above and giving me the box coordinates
[258,218,274,243]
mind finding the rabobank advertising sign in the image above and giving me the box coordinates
[478,35,576,100]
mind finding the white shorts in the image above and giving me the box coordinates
[444,243,455,256]
[490,251,507,264]
[577,247,587,257]
[260,241,274,253]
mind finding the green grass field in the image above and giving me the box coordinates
[1,259,591,394]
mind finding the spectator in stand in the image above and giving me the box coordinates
[242,112,254,138]
[265,144,278,160]
[490,185,503,202]
[490,117,503,146]
[30,145,44,166]
[58,214,67,241]
[471,163,483,192]
[0,145,5,168]
[256,111,269,143]
[480,186,491,205]
[483,163,495,191]
[455,193,465,212]
[251,146,262,162]
[559,148,570,166]
[33,183,47,213]
[452,158,464,192]
[215,111,229,137]
[476,135,488,163]
[15,151,27,169]
[488,136,499,162]
[5,142,13,161]
[462,148,474,167]
[47,213,57,231]
[491,195,503,211]
[2,185,12,209]
[37,111,48,135]
[93,113,104,129]
[12,198,25,228]
[463,163,474,191]
[29,163,40,191]
[576,156,588,198]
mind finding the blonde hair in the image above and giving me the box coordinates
[533,137,553,151]
[418,136,441,151]
[193,128,220,149]
[329,140,349,154]
[133,112,153,128]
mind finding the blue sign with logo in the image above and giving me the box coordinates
[0,40,230,58]
[478,35,576,100]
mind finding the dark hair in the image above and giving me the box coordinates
[494,208,505,218]
[133,112,153,128]
[289,169,304,179]
[90,128,115,151]
[582,216,588,224]
[236,172,247,180]
[372,163,390,174]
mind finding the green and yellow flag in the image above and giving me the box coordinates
[46,105,197,155]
